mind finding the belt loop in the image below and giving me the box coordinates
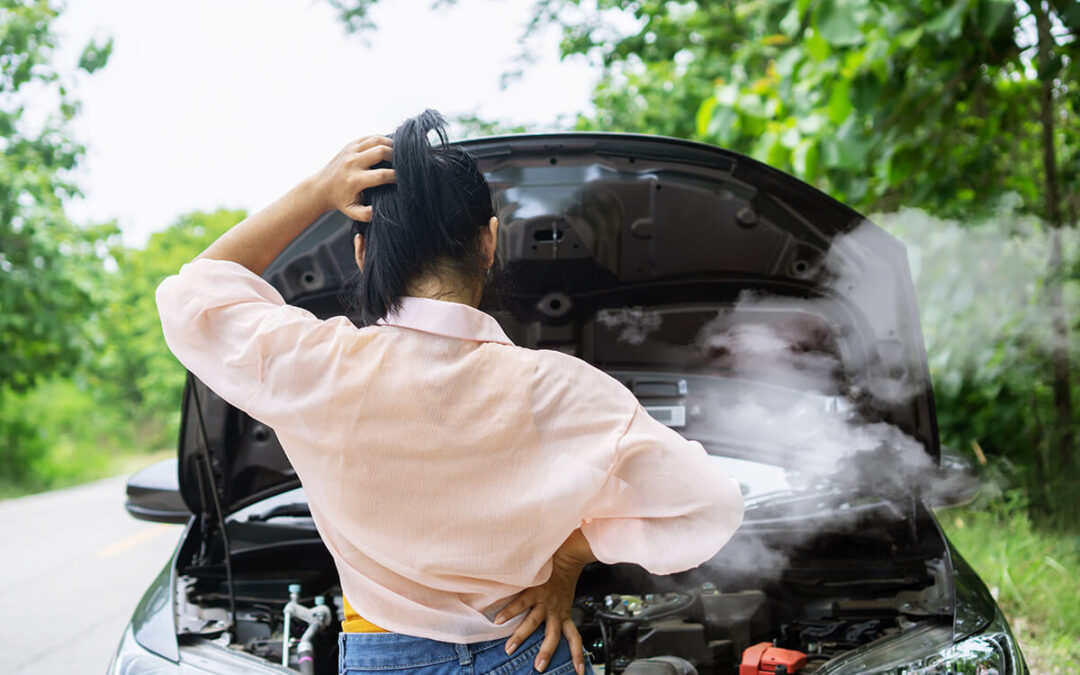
[456,642,472,666]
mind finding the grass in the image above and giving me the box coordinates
[939,501,1080,673]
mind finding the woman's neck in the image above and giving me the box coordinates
[406,274,483,308]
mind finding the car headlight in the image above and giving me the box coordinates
[816,610,1025,674]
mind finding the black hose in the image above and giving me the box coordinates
[598,619,613,675]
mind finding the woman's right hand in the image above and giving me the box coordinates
[494,530,598,674]
[310,136,396,222]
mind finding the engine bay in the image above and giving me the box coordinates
[174,506,954,675]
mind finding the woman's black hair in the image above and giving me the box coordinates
[346,109,496,326]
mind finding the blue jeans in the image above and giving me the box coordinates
[338,624,596,675]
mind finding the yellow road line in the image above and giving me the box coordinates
[95,524,172,559]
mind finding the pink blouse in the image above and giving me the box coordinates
[155,257,744,642]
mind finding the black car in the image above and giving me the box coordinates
[109,133,1027,675]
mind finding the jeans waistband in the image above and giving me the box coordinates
[339,628,534,670]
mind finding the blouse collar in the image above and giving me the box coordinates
[375,296,515,346]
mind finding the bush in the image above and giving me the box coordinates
[0,379,135,497]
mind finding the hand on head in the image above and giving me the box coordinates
[313,135,397,222]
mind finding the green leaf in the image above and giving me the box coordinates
[738,93,768,118]
[77,37,113,74]
[843,45,867,73]
[708,107,740,145]
[814,0,865,47]
[326,0,381,34]
[976,0,1013,36]
[792,138,820,178]
[925,2,968,40]
[796,113,828,135]
[696,96,718,138]
[896,26,923,50]
[1057,0,1080,31]
[851,74,882,114]
[775,47,804,78]
[779,3,802,37]
[827,78,853,124]
[806,29,831,61]
[766,137,788,167]
[715,83,739,107]
[885,149,911,182]
[823,117,874,170]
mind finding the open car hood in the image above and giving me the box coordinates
[176,133,939,518]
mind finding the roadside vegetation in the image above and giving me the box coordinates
[941,498,1080,672]
[2,0,1077,661]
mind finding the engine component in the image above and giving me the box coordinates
[623,656,699,675]
[176,575,230,635]
[282,584,334,675]
[699,588,770,655]
[739,643,807,675]
[635,619,709,666]
[793,620,846,646]
[783,616,888,657]
[598,593,696,623]
[843,619,882,644]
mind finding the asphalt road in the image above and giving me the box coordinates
[1,475,184,675]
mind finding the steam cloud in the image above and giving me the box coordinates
[596,307,663,345]
[598,209,1022,582]
[876,200,1070,385]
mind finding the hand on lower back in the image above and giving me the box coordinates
[493,529,596,674]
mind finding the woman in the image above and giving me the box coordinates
[156,110,744,675]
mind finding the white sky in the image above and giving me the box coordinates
[53,0,599,247]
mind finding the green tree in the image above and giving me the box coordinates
[0,0,116,481]
[452,114,534,139]
[1,207,244,495]
[94,209,245,447]
[530,0,1075,217]
[0,0,116,391]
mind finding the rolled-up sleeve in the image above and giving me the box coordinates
[155,257,364,428]
[580,405,745,575]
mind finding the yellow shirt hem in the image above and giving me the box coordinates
[341,594,389,633]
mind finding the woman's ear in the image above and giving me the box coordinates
[483,216,499,268]
[354,233,366,272]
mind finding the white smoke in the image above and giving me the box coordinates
[596,306,663,345]
[695,317,845,396]
[681,202,1077,579]
[602,213,1047,579]
[591,203,1073,579]
[875,200,1077,392]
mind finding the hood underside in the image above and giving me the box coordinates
[177,133,939,517]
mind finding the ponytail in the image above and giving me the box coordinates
[347,109,495,326]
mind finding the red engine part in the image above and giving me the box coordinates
[739,642,807,675]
